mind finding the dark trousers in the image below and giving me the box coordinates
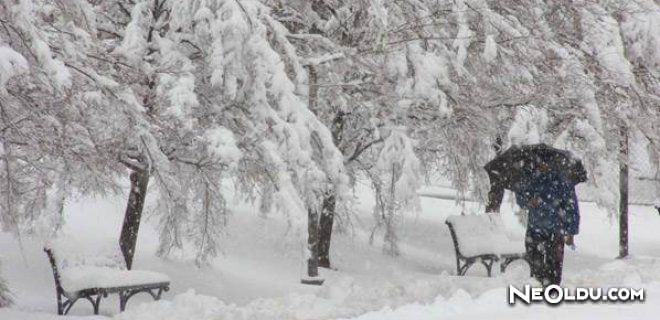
[525,233,564,286]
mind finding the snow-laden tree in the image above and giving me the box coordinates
[0,33,20,303]
[285,0,660,260]
[419,0,660,256]
[368,127,422,255]
[1,0,348,283]
[615,0,660,209]
[493,0,660,256]
[269,0,570,257]
[0,0,119,238]
[580,0,660,256]
[87,0,349,273]
[0,0,130,299]
[267,0,434,259]
[388,0,658,209]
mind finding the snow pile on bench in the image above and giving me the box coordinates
[446,214,524,257]
[46,238,125,270]
[60,267,169,293]
[46,237,169,294]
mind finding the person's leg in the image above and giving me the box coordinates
[548,234,565,285]
[538,233,565,286]
[525,234,545,283]
[528,233,566,286]
[535,237,554,286]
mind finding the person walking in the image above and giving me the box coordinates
[515,161,580,286]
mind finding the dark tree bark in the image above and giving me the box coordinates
[301,65,324,285]
[486,135,505,213]
[317,194,336,268]
[618,126,629,259]
[303,208,324,285]
[303,63,343,271]
[315,101,348,268]
[486,182,505,213]
[0,262,11,307]
[119,169,149,270]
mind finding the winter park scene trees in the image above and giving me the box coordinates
[0,0,659,319]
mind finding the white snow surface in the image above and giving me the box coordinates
[0,45,28,90]
[46,238,125,270]
[1,182,660,319]
[482,35,497,62]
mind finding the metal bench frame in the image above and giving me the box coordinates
[44,248,170,315]
[445,221,526,277]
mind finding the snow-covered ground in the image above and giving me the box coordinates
[1,183,660,319]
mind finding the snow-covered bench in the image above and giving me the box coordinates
[44,240,170,315]
[445,214,526,277]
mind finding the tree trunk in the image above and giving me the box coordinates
[486,135,505,213]
[301,63,326,282]
[383,163,401,256]
[119,169,150,270]
[302,208,324,285]
[486,182,505,213]
[0,261,12,307]
[317,194,336,268]
[618,126,629,259]
[317,108,345,269]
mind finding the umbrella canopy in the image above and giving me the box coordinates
[484,143,587,194]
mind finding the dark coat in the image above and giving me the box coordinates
[515,170,580,237]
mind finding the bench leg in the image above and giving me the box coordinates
[119,291,129,312]
[154,288,164,300]
[456,257,462,275]
[93,295,102,315]
[83,294,102,315]
[480,258,495,277]
[56,292,64,315]
[62,297,77,315]
[501,257,513,274]
[119,286,168,312]
[457,258,475,276]
[60,293,104,315]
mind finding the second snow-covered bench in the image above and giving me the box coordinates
[445,214,526,277]
[44,241,170,315]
